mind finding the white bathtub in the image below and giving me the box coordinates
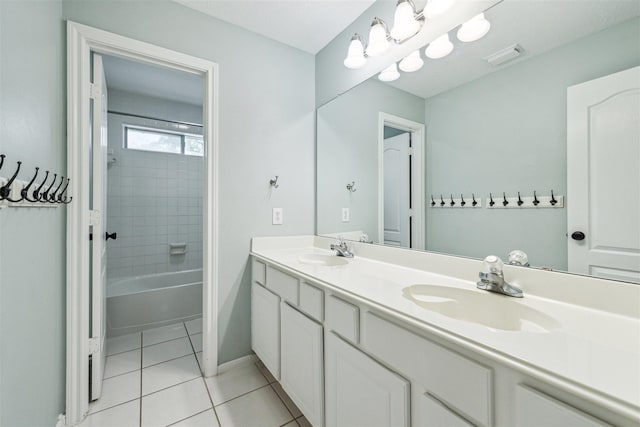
[106,269,202,337]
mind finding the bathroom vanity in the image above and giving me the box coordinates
[250,235,640,427]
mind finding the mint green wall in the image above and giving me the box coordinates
[317,79,424,241]
[424,17,640,270]
[0,1,66,425]
[63,0,316,364]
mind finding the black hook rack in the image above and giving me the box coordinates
[0,154,72,207]
[517,192,524,206]
[460,194,466,207]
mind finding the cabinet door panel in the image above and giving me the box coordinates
[281,304,324,427]
[326,333,409,427]
[417,393,474,427]
[251,283,280,379]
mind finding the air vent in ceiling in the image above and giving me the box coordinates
[484,44,524,67]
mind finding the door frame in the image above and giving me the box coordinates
[66,21,219,425]
[378,112,425,249]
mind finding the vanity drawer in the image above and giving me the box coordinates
[326,295,359,343]
[299,282,324,321]
[252,259,266,285]
[266,266,299,305]
[363,312,492,426]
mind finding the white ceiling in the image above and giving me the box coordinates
[102,55,204,106]
[387,0,640,98]
[173,0,377,54]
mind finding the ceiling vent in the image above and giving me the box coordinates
[484,44,524,67]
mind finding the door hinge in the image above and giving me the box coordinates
[88,337,100,355]
[89,209,100,226]
[409,209,414,217]
[408,147,415,156]
[89,83,100,100]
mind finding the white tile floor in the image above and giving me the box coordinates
[80,319,310,427]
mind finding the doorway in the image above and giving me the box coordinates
[378,113,425,249]
[67,21,219,425]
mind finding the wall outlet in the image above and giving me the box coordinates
[342,207,350,222]
[272,207,283,225]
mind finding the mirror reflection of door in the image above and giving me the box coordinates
[383,127,411,247]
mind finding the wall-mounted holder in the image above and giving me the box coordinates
[0,154,71,209]
[346,181,356,192]
[430,193,482,208]
[486,190,564,209]
[169,242,187,256]
[269,176,279,189]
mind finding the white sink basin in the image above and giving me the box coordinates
[298,254,349,266]
[403,285,560,333]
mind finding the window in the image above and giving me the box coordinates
[125,125,204,156]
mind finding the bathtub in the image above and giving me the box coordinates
[106,269,202,337]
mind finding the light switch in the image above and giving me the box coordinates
[342,208,350,222]
[272,208,283,225]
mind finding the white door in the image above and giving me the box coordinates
[567,66,640,283]
[383,132,411,247]
[90,53,108,400]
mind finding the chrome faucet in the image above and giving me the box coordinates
[477,255,523,298]
[330,237,354,258]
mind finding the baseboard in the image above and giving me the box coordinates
[217,353,258,374]
[55,413,66,427]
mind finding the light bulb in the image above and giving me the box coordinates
[457,13,491,42]
[378,63,400,82]
[425,33,453,59]
[343,34,366,69]
[424,0,456,18]
[366,18,391,57]
[390,0,421,41]
[399,50,423,72]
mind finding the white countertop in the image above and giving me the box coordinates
[250,236,640,421]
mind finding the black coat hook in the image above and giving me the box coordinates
[460,194,466,207]
[0,154,5,171]
[0,161,22,202]
[39,173,57,202]
[502,192,509,207]
[517,191,524,206]
[450,194,455,207]
[33,170,50,201]
[440,195,445,207]
[57,178,70,203]
[533,190,540,206]
[430,195,436,207]
[49,176,64,203]
[21,167,40,202]
[489,193,495,207]
[550,190,558,206]
[472,193,478,207]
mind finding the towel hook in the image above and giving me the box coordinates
[472,193,478,207]
[269,176,279,189]
[0,161,22,202]
[0,154,5,171]
[430,195,436,207]
[489,193,495,207]
[32,170,50,201]
[533,190,540,206]
[346,181,356,192]
[20,167,40,202]
[39,173,57,202]
[460,194,466,207]
[550,190,558,206]
[502,192,509,207]
[49,176,65,203]
[517,191,524,206]
[440,195,445,207]
[449,194,455,207]
[57,178,70,203]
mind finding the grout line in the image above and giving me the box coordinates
[105,344,142,359]
[142,350,196,370]
[103,367,141,381]
[86,396,140,417]
[142,333,189,349]
[212,383,272,407]
[165,407,212,427]
[141,374,203,398]
[200,376,223,427]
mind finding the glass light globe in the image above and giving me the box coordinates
[378,63,400,82]
[366,18,391,57]
[457,13,491,42]
[399,50,423,72]
[343,35,366,69]
[390,0,421,41]
[425,33,454,59]
[424,0,456,18]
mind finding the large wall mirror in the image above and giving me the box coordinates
[317,0,640,282]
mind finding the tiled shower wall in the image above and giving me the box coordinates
[106,90,203,279]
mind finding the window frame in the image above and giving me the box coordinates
[123,124,204,156]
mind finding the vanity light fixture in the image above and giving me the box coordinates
[378,63,400,82]
[343,34,367,69]
[457,13,491,42]
[424,0,456,18]
[366,17,391,57]
[399,50,424,72]
[425,33,454,59]
[390,0,422,41]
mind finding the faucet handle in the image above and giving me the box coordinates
[482,255,504,274]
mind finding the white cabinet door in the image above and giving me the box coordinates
[567,66,640,283]
[326,332,410,427]
[416,393,474,427]
[281,304,324,427]
[251,282,280,379]
[515,385,609,427]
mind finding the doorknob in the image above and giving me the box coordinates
[106,232,117,241]
[571,231,585,241]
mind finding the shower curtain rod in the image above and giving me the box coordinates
[107,110,203,128]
